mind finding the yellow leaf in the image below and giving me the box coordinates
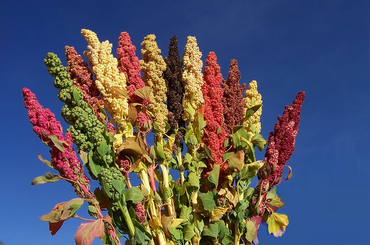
[284,165,293,181]
[218,188,226,196]
[170,218,185,228]
[111,86,129,98]
[225,187,238,207]
[267,212,289,237]
[113,134,123,151]
[245,160,264,179]
[167,135,175,152]
[134,86,151,100]
[149,216,162,231]
[210,206,229,223]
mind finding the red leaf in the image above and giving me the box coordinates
[75,220,105,245]
[49,220,64,236]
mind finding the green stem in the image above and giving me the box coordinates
[176,151,185,185]
[234,217,241,245]
[118,201,135,238]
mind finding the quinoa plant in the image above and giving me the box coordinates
[23,29,305,245]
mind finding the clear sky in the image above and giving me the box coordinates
[1,1,369,245]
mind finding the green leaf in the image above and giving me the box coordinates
[124,187,144,204]
[184,104,196,119]
[180,206,191,221]
[207,165,220,187]
[202,223,219,238]
[195,113,206,130]
[244,139,256,162]
[199,192,216,212]
[75,219,105,245]
[111,179,125,195]
[222,234,234,245]
[73,86,82,105]
[37,153,54,169]
[133,227,148,244]
[217,126,222,135]
[184,224,196,240]
[149,146,156,160]
[195,160,207,169]
[222,152,234,162]
[232,126,250,149]
[245,104,262,119]
[244,161,264,179]
[47,134,66,152]
[88,151,101,179]
[251,133,266,151]
[184,127,194,144]
[187,134,198,146]
[235,199,249,213]
[187,173,199,190]
[194,113,206,141]
[217,220,228,238]
[97,140,109,157]
[196,219,204,234]
[88,205,98,217]
[203,145,213,160]
[245,217,262,242]
[31,172,62,185]
[155,142,165,161]
[246,220,257,242]
[60,198,84,220]
[168,226,182,241]
[132,219,152,244]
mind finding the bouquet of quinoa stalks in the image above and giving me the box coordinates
[22,29,305,245]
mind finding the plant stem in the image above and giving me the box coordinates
[157,231,166,245]
[234,218,241,245]
[191,191,200,245]
[148,164,157,192]
[160,164,173,216]
[73,214,96,222]
[118,201,135,238]
[176,151,185,185]
[139,169,151,196]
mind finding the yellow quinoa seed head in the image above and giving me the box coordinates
[244,80,262,133]
[81,29,132,137]
[182,36,204,122]
[140,34,168,136]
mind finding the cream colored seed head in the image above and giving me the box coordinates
[182,36,204,122]
[81,29,132,137]
[243,80,262,133]
[140,34,168,136]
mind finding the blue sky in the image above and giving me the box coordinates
[1,1,369,244]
